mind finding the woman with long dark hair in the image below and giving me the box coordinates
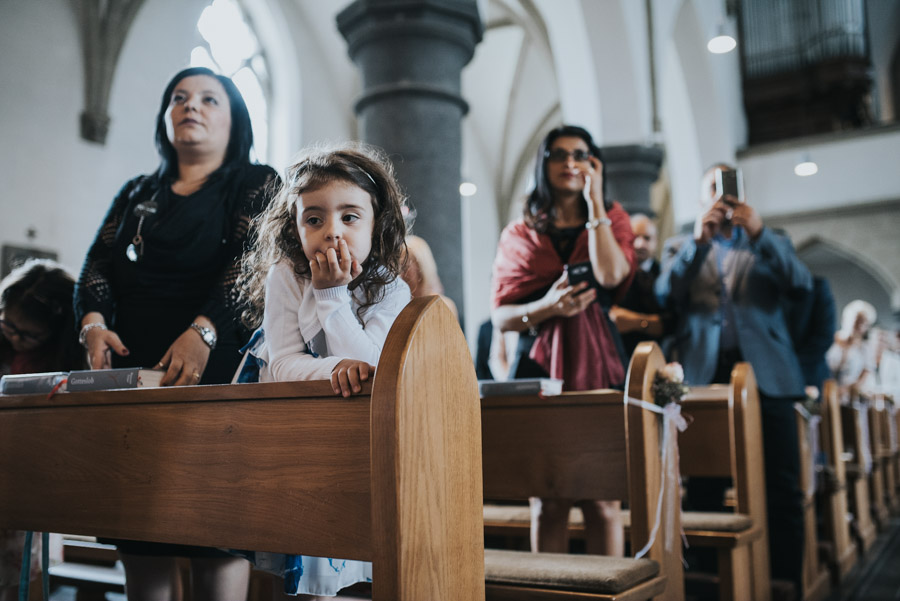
[74,66,278,601]
[490,125,635,555]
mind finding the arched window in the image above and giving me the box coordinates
[191,0,270,162]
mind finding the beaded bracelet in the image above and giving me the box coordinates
[585,217,612,229]
[78,322,107,347]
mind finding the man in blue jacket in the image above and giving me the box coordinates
[656,163,812,597]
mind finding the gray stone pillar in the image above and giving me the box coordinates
[600,144,664,216]
[337,0,482,327]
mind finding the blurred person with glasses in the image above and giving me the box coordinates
[0,259,84,601]
[490,125,636,557]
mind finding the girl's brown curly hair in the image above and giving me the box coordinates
[239,142,408,329]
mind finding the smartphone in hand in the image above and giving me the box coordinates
[715,167,745,206]
[567,261,596,295]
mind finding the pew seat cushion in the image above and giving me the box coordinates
[484,504,580,524]
[622,509,753,532]
[484,549,659,594]
[484,504,753,533]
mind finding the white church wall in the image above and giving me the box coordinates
[0,0,209,275]
[580,0,653,144]
[0,0,359,280]
[737,127,900,216]
[532,0,602,139]
[660,47,704,229]
[280,0,358,150]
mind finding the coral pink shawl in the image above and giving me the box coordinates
[491,202,635,391]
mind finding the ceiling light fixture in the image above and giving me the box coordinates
[794,153,818,177]
[707,22,737,54]
[459,182,477,197]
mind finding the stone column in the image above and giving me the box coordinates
[600,144,664,216]
[337,0,482,327]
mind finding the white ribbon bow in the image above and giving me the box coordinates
[626,397,689,559]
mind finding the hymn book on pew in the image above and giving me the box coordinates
[478,378,563,397]
[0,372,69,395]
[67,368,165,391]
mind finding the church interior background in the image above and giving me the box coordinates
[1,0,899,348]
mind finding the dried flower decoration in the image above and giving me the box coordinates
[652,362,689,407]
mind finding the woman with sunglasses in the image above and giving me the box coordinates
[73,67,277,601]
[0,258,83,600]
[490,125,635,556]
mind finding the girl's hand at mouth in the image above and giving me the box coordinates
[310,239,363,289]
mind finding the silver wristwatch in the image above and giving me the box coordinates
[190,322,217,349]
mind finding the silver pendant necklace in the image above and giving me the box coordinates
[126,192,159,262]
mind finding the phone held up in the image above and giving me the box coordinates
[566,261,614,307]
[715,167,745,207]
[566,261,596,295]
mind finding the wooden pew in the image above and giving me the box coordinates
[677,364,771,601]
[481,342,683,601]
[863,396,891,528]
[840,400,878,554]
[795,405,832,601]
[869,394,900,514]
[480,351,767,600]
[0,296,484,601]
[484,363,771,600]
[49,537,126,601]
[893,401,900,502]
[816,380,858,584]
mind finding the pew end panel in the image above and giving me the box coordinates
[795,406,832,601]
[818,381,857,583]
[677,363,771,601]
[728,364,771,601]
[865,401,891,528]
[869,395,900,514]
[626,342,685,601]
[840,403,877,554]
[371,296,485,601]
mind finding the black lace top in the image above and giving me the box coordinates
[74,164,278,382]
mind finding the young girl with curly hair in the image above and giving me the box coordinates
[237,142,410,598]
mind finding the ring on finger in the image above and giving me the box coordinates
[192,372,201,381]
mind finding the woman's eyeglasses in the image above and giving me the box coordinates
[545,149,592,163]
[0,318,50,345]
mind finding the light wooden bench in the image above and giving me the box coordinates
[480,341,684,601]
[816,380,858,584]
[868,394,900,514]
[893,400,900,504]
[50,535,291,601]
[676,363,771,601]
[840,401,878,554]
[795,405,832,601]
[863,396,891,528]
[48,538,126,601]
[0,296,484,601]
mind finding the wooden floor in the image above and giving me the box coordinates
[827,516,900,601]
